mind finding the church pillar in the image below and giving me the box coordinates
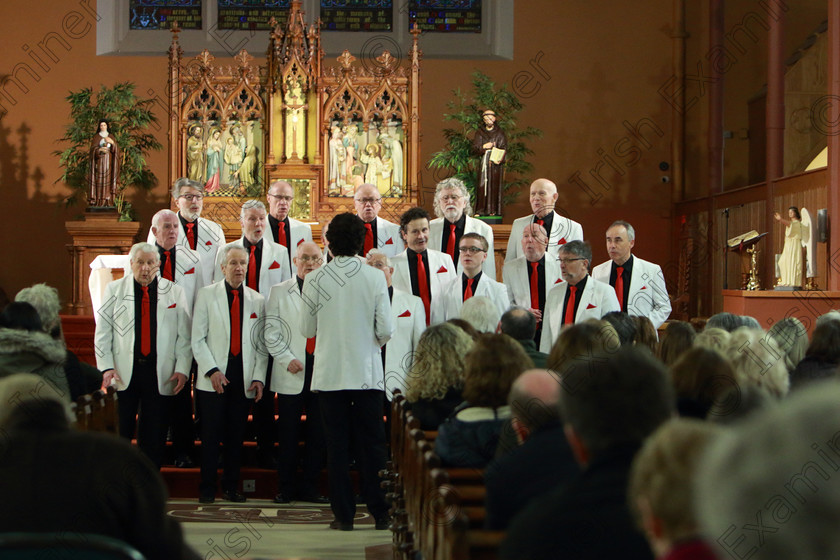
[828,0,840,290]
[764,1,785,289]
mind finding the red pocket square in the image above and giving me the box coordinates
[185,267,195,275]
[586,303,597,309]
[269,261,281,270]
[385,237,394,245]
[205,240,213,246]
[558,237,567,245]
[168,303,177,309]
[297,238,304,246]
[437,266,448,273]
[641,286,647,290]
[398,310,411,317]
[555,278,563,284]
[250,312,258,319]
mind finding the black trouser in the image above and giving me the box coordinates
[253,361,277,459]
[117,359,171,469]
[319,389,389,524]
[276,365,326,497]
[197,359,251,497]
[168,362,196,459]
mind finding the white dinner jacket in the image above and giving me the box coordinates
[539,276,621,353]
[94,276,192,396]
[215,238,291,300]
[265,277,309,395]
[360,216,405,257]
[439,273,510,321]
[192,282,268,398]
[300,255,394,392]
[591,256,672,329]
[156,245,205,309]
[391,249,457,325]
[429,216,497,279]
[147,214,226,287]
[269,217,314,276]
[505,212,584,262]
[382,289,426,400]
[502,256,563,309]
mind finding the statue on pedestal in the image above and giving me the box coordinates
[472,109,507,216]
[88,120,120,207]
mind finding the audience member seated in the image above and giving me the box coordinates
[722,328,789,399]
[816,309,840,327]
[704,312,741,332]
[767,317,808,374]
[499,307,548,368]
[15,283,102,399]
[789,319,840,390]
[628,419,721,560]
[658,321,696,367]
[693,326,730,352]
[603,311,637,346]
[547,319,620,374]
[695,382,840,560]
[670,346,737,419]
[501,346,674,560]
[707,383,772,425]
[447,318,480,340]
[404,323,473,430]
[459,295,503,333]
[485,369,579,530]
[632,315,658,355]
[436,334,532,468]
[0,373,199,559]
[0,302,71,400]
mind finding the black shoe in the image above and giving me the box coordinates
[221,491,246,502]
[329,519,353,531]
[273,493,291,504]
[374,517,390,530]
[174,455,195,468]
[354,494,364,504]
[199,495,215,504]
[298,494,330,504]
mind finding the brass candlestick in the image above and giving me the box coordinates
[746,246,761,291]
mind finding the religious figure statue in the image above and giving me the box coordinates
[237,145,258,192]
[343,125,360,185]
[360,143,392,194]
[472,109,507,216]
[205,127,223,192]
[774,206,808,287]
[186,125,204,182]
[328,125,345,194]
[378,125,403,192]
[224,137,243,186]
[88,120,120,207]
[283,78,307,160]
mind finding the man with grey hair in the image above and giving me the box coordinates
[94,242,192,468]
[151,209,204,307]
[354,183,404,257]
[695,382,840,560]
[147,177,225,285]
[266,180,313,275]
[460,296,502,333]
[592,220,671,329]
[215,199,291,299]
[429,177,496,279]
[540,240,620,352]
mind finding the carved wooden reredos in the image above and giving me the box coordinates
[167,0,422,229]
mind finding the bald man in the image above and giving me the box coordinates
[505,178,583,262]
[266,180,313,275]
[354,183,404,257]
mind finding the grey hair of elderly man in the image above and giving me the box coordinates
[460,296,502,333]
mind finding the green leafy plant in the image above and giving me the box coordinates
[428,71,542,209]
[54,82,163,221]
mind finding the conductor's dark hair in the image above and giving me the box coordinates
[326,213,365,257]
[400,207,432,232]
[0,302,44,332]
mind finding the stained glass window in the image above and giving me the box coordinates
[130,0,202,30]
[408,0,481,33]
[320,0,393,32]
[217,0,290,30]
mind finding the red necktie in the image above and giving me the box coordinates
[140,286,151,356]
[416,253,431,326]
[277,220,287,248]
[230,289,241,356]
[529,261,540,319]
[185,222,196,250]
[535,218,544,227]
[464,277,474,302]
[446,223,457,261]
[163,250,173,281]
[564,285,577,326]
[247,245,258,291]
[306,336,316,354]
[615,266,624,311]
[364,223,374,256]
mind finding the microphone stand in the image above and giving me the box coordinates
[722,207,731,290]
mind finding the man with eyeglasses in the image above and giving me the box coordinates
[539,240,620,353]
[353,183,404,258]
[440,232,509,321]
[265,241,328,504]
[429,177,497,279]
[502,223,562,346]
[591,220,671,329]
[505,178,584,263]
[147,178,226,287]
[266,180,313,275]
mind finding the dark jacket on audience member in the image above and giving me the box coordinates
[500,443,653,560]
[435,402,511,468]
[408,386,463,431]
[515,338,548,368]
[484,420,579,530]
[790,356,839,390]
[0,328,72,400]
[0,400,199,560]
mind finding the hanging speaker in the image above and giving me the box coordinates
[818,208,828,243]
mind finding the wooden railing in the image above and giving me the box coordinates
[70,386,119,434]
